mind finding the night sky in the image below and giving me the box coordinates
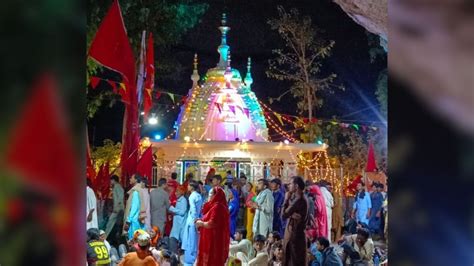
[88,0,386,146]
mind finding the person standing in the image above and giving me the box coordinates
[195,187,230,266]
[282,176,308,266]
[270,178,284,236]
[308,185,328,238]
[252,179,274,237]
[181,180,203,266]
[369,183,384,236]
[245,182,256,241]
[319,181,334,241]
[228,186,240,238]
[140,179,152,230]
[123,175,144,240]
[87,178,98,230]
[150,178,169,235]
[168,185,188,254]
[105,175,124,238]
[352,182,371,225]
[167,172,179,206]
[225,170,234,184]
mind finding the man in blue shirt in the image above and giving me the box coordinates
[270,178,284,236]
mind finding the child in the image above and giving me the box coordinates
[267,241,283,266]
[265,231,281,256]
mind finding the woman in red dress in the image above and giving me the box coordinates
[195,186,230,266]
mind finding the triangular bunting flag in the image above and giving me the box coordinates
[167,92,175,103]
[156,91,162,100]
[362,125,368,132]
[274,112,284,126]
[243,108,250,118]
[229,105,236,115]
[352,124,359,130]
[330,121,338,126]
[215,102,222,113]
[90,76,100,89]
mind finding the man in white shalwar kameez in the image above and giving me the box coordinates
[320,181,334,242]
[140,179,152,230]
[86,179,98,230]
[251,179,274,237]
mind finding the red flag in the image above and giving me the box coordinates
[89,0,139,182]
[90,76,100,89]
[86,129,96,180]
[156,91,162,100]
[137,146,153,186]
[94,163,105,195]
[143,33,155,118]
[345,174,363,196]
[88,0,136,103]
[4,74,81,264]
[366,141,377,172]
[100,162,111,199]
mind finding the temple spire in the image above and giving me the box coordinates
[244,57,253,88]
[217,13,230,68]
[224,52,233,88]
[191,53,200,86]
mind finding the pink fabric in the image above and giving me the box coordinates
[309,185,328,238]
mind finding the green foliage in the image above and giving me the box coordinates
[86,0,208,119]
[91,139,122,172]
[266,6,343,117]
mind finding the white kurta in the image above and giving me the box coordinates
[86,186,98,230]
[321,187,334,241]
[140,187,151,230]
[252,188,274,237]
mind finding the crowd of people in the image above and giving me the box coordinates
[86,170,387,266]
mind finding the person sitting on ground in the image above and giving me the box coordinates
[340,243,367,266]
[118,230,159,266]
[340,228,374,266]
[265,231,281,257]
[267,240,284,266]
[229,227,255,259]
[307,229,323,266]
[87,228,111,266]
[316,237,343,266]
[247,234,269,266]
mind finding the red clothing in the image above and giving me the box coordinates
[196,187,230,266]
[118,250,159,266]
[308,185,328,238]
[167,179,179,206]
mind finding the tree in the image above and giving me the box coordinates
[91,139,122,174]
[86,0,208,118]
[266,6,343,142]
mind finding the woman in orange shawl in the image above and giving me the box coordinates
[244,182,256,240]
[195,187,230,266]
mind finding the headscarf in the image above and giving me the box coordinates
[308,185,328,237]
[197,187,230,266]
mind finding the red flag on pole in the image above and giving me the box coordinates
[88,0,139,182]
[86,129,96,180]
[366,141,377,172]
[137,146,153,186]
[88,0,136,103]
[143,33,155,118]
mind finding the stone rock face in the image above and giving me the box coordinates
[333,0,387,48]
[334,0,474,135]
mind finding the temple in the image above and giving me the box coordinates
[152,14,326,183]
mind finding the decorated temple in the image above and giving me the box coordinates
[152,14,326,183]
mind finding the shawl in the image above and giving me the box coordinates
[308,185,328,238]
[196,187,230,266]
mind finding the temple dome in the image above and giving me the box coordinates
[174,13,268,142]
